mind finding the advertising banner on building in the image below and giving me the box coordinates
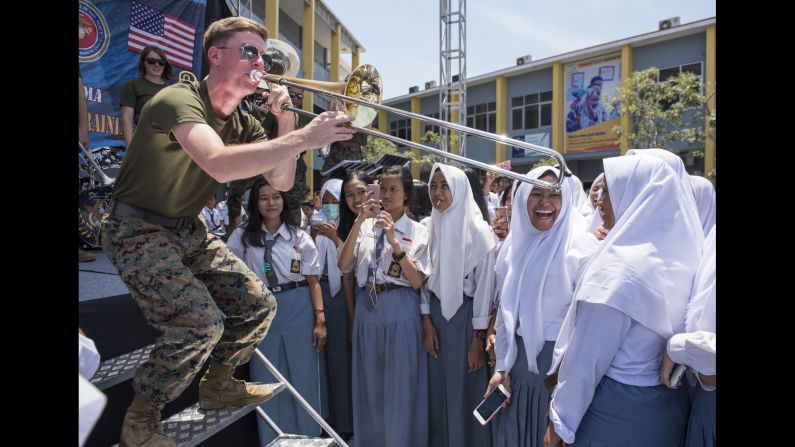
[564,55,621,152]
[79,0,206,148]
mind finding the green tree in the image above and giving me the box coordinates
[361,132,440,171]
[610,68,714,150]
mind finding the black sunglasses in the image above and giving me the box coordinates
[289,92,304,100]
[216,44,272,71]
[143,57,167,67]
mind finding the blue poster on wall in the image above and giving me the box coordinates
[79,0,206,148]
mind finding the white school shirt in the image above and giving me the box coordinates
[78,333,106,447]
[227,223,321,284]
[420,246,496,330]
[216,200,230,225]
[353,213,429,288]
[201,206,221,231]
[549,301,666,444]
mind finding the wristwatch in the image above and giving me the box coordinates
[392,250,407,262]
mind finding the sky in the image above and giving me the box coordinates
[322,0,716,101]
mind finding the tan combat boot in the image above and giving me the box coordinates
[198,361,282,410]
[119,393,176,447]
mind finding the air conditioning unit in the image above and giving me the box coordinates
[452,74,460,82]
[408,85,419,94]
[516,55,532,66]
[658,17,680,30]
[425,80,437,89]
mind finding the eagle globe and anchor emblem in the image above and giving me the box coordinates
[79,0,110,62]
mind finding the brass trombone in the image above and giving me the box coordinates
[251,65,569,191]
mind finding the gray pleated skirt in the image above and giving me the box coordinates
[571,375,690,447]
[320,281,353,434]
[352,285,428,447]
[428,296,492,447]
[250,286,329,445]
[492,336,554,447]
[685,380,715,447]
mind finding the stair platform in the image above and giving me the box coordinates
[90,344,154,390]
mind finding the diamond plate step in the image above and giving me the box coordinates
[265,434,337,447]
[109,383,284,447]
[90,344,154,390]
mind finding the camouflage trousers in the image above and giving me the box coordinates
[101,201,277,403]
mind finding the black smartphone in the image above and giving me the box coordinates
[473,384,511,425]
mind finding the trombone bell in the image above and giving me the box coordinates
[257,64,382,128]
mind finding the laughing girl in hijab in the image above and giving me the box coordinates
[423,163,498,447]
[544,155,704,447]
[486,166,595,447]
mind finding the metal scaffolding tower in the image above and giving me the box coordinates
[439,0,467,156]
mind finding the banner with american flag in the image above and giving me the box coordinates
[80,0,206,148]
[127,1,196,70]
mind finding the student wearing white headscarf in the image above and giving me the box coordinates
[586,173,605,236]
[486,166,596,447]
[661,225,716,447]
[689,175,716,235]
[312,178,353,436]
[423,163,497,447]
[626,148,703,234]
[544,155,704,446]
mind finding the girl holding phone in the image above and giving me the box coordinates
[337,166,429,447]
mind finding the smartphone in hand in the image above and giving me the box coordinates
[367,183,381,215]
[473,384,511,425]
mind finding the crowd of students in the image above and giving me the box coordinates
[210,149,715,447]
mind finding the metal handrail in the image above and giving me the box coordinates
[253,349,349,447]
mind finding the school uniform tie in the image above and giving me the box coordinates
[368,230,385,284]
[262,236,280,288]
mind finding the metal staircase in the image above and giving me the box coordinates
[92,345,348,447]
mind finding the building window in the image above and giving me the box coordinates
[511,90,552,131]
[423,112,440,135]
[657,62,703,82]
[466,101,496,132]
[390,119,411,141]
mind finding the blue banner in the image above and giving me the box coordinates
[79,0,206,148]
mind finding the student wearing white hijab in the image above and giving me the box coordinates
[544,155,704,446]
[312,178,353,436]
[423,163,497,447]
[626,148,703,235]
[485,166,595,447]
[661,225,716,447]
[586,173,605,236]
[689,175,716,235]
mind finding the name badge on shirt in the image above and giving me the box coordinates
[290,259,301,274]
[387,261,402,278]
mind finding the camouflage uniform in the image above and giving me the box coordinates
[102,210,276,402]
[320,132,368,183]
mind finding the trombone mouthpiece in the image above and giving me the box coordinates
[250,69,264,81]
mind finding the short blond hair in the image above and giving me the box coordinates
[203,17,269,59]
